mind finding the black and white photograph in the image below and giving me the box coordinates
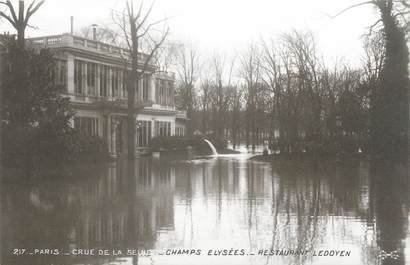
[1,0,410,264]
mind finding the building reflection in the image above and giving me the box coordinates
[1,156,410,265]
[1,157,176,265]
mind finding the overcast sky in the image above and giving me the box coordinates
[2,0,381,66]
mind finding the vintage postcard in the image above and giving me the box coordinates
[1,0,409,265]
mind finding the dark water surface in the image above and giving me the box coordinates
[1,153,410,265]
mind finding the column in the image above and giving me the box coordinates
[67,54,75,94]
[171,118,176,136]
[150,75,156,102]
[96,64,100,96]
[107,67,112,98]
[83,62,88,96]
[106,115,112,153]
[119,70,123,98]
[151,118,156,138]
[111,117,117,155]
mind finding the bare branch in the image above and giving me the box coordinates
[24,0,45,25]
[368,18,383,36]
[137,17,170,38]
[1,0,18,25]
[0,10,16,28]
[331,1,374,18]
[135,0,155,31]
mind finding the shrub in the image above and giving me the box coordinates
[76,134,109,159]
[150,135,226,153]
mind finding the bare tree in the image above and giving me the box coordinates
[282,31,323,144]
[261,38,284,143]
[239,44,262,151]
[175,44,200,135]
[198,79,212,134]
[229,84,243,149]
[334,0,410,157]
[209,53,235,138]
[153,40,181,72]
[113,0,169,159]
[0,0,45,49]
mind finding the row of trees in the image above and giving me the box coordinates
[175,35,407,158]
[173,33,373,154]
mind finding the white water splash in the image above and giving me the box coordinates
[204,139,218,155]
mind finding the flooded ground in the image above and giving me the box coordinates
[1,152,409,265]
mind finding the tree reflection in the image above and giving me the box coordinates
[2,156,410,265]
[370,159,409,265]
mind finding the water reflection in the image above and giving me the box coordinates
[1,155,409,265]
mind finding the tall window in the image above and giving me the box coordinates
[176,127,185,136]
[52,60,67,90]
[123,70,129,98]
[100,65,109,97]
[74,60,83,94]
[135,79,140,100]
[156,80,167,105]
[168,81,174,106]
[136,120,152,147]
[59,60,67,90]
[87,62,97,95]
[155,121,171,137]
[155,79,175,106]
[74,117,99,136]
[143,74,149,101]
[111,68,119,97]
[155,79,160,103]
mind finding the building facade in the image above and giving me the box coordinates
[29,33,186,156]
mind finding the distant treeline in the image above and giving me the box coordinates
[174,28,409,157]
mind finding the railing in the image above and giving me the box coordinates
[28,34,149,62]
[176,110,188,119]
[64,93,174,110]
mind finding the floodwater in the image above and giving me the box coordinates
[1,152,410,265]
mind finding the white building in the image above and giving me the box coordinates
[29,33,187,156]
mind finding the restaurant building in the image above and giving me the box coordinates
[29,33,186,156]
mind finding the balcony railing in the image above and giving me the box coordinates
[28,34,149,62]
[155,71,176,80]
[63,93,176,111]
[176,110,188,119]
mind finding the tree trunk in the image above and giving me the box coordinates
[17,1,25,49]
[127,22,139,160]
[371,5,410,157]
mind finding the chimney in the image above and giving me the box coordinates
[70,16,74,35]
[92,24,98,41]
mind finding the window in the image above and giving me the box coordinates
[100,65,109,97]
[161,80,166,105]
[74,60,84,94]
[87,62,97,95]
[176,127,185,136]
[59,61,67,89]
[52,60,67,90]
[155,121,171,137]
[123,70,129,98]
[111,68,119,97]
[74,117,99,136]
[136,120,152,147]
[155,79,160,103]
[155,79,175,106]
[143,74,149,101]
[169,81,174,106]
